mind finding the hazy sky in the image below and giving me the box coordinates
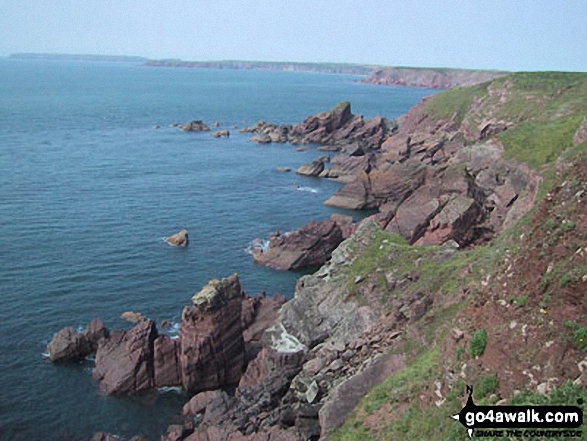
[1,0,585,71]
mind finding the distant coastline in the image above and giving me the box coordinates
[8,53,149,63]
[7,52,508,89]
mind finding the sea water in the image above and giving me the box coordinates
[0,58,436,440]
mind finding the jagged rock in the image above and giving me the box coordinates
[253,217,345,271]
[93,320,158,395]
[276,167,291,173]
[153,335,181,388]
[213,130,230,138]
[47,327,92,362]
[180,274,245,392]
[325,160,426,210]
[180,121,210,132]
[167,229,189,247]
[85,318,110,351]
[242,294,286,345]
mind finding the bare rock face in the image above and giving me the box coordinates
[93,320,158,395]
[47,327,92,362]
[167,229,189,247]
[253,215,352,271]
[153,335,181,388]
[180,274,246,392]
[180,120,210,132]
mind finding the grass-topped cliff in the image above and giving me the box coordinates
[316,72,587,439]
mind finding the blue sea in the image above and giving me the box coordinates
[0,58,436,440]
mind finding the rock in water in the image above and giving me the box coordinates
[253,215,353,271]
[180,120,210,132]
[47,327,92,362]
[166,229,188,247]
[93,320,159,395]
[213,129,230,138]
[180,274,246,392]
[296,160,325,177]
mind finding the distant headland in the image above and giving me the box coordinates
[7,52,508,89]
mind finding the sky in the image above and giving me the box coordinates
[1,0,586,72]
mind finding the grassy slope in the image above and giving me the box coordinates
[331,73,587,440]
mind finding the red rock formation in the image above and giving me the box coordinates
[253,215,354,271]
[93,320,158,395]
[180,274,246,392]
[47,327,92,362]
[153,335,181,388]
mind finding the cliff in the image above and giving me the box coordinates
[362,66,507,89]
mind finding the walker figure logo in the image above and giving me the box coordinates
[451,385,583,439]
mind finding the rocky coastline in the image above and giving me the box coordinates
[49,72,587,440]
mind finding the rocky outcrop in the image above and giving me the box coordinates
[253,215,354,271]
[93,319,158,395]
[167,229,189,246]
[180,274,246,392]
[180,121,210,132]
[242,102,393,151]
[47,327,92,362]
[47,318,109,362]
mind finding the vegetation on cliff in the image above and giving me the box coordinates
[329,72,587,439]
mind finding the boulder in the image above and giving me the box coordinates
[47,327,92,362]
[167,229,189,247]
[93,320,159,395]
[180,274,246,392]
[296,161,325,177]
[120,311,144,323]
[213,130,230,138]
[180,121,210,132]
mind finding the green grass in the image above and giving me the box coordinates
[501,114,584,168]
[426,82,489,123]
[470,329,488,358]
[473,374,499,400]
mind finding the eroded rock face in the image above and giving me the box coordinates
[253,215,354,271]
[93,319,158,395]
[180,274,246,392]
[167,229,189,247]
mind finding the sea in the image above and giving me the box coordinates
[0,58,437,440]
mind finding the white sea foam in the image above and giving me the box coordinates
[245,238,270,255]
[296,186,318,194]
[158,386,183,394]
